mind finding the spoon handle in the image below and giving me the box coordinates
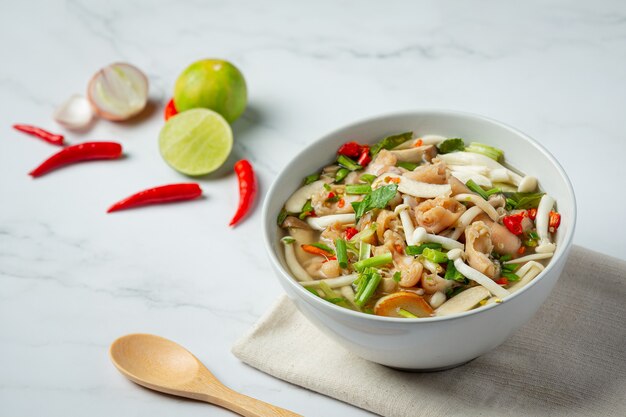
[205,388,303,417]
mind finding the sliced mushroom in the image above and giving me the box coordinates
[284,180,326,213]
[374,292,434,318]
[434,286,491,316]
[281,216,312,229]
[390,145,437,163]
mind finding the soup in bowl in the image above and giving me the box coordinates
[263,111,575,370]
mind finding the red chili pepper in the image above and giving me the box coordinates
[322,256,337,263]
[164,98,178,121]
[517,246,526,255]
[344,227,358,240]
[496,277,509,286]
[503,213,525,235]
[413,139,423,147]
[107,183,202,213]
[337,198,345,208]
[301,244,333,257]
[229,159,257,227]
[527,208,537,220]
[357,145,371,167]
[337,141,362,159]
[14,124,64,146]
[549,211,561,231]
[327,192,336,199]
[29,142,122,178]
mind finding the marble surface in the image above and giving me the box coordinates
[1,1,625,416]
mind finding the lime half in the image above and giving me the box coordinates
[159,108,233,176]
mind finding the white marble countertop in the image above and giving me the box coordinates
[2,1,625,416]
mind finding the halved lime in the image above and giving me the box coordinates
[158,108,233,176]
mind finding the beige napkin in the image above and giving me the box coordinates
[232,246,626,417]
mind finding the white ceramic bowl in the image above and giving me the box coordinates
[263,110,576,370]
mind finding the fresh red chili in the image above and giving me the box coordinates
[502,213,525,235]
[29,142,122,178]
[357,145,371,166]
[527,208,537,220]
[229,159,257,226]
[337,198,345,208]
[549,211,561,231]
[301,244,333,257]
[496,277,509,286]
[164,98,178,121]
[337,141,362,159]
[14,124,64,146]
[344,227,358,240]
[107,183,202,213]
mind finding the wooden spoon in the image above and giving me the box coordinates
[109,333,302,417]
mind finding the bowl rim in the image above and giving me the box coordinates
[263,109,577,323]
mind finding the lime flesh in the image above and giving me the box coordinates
[159,108,233,176]
[174,59,247,123]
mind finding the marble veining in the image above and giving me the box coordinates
[1,0,625,416]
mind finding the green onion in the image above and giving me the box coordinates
[422,247,448,264]
[444,260,465,281]
[334,168,349,183]
[502,263,519,272]
[310,242,335,255]
[298,200,314,220]
[465,179,489,200]
[304,286,321,296]
[501,271,520,282]
[335,238,348,268]
[359,242,372,261]
[319,282,351,308]
[397,308,418,318]
[345,184,371,195]
[359,174,377,184]
[505,198,518,210]
[392,271,402,282]
[528,231,540,240]
[396,161,419,171]
[499,254,512,262]
[405,242,442,256]
[281,236,296,245]
[524,239,538,247]
[437,138,465,154]
[323,183,331,191]
[303,173,320,185]
[485,187,502,197]
[337,155,361,171]
[355,271,382,306]
[353,252,393,272]
[350,223,378,242]
[277,208,289,226]
[465,142,504,161]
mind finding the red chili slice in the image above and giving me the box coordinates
[503,213,525,235]
[344,227,358,240]
[549,211,561,230]
[337,141,363,159]
[164,98,178,121]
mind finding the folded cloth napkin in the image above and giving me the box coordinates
[232,246,626,417]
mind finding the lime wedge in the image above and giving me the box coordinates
[159,108,233,176]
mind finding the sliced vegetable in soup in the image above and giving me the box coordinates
[278,133,561,318]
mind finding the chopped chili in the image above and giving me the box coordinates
[413,138,423,147]
[107,183,202,213]
[549,211,561,231]
[517,246,526,255]
[164,98,178,121]
[229,160,256,226]
[337,141,362,159]
[357,145,371,167]
[527,208,537,220]
[344,227,358,240]
[29,142,122,178]
[14,124,64,146]
[322,256,337,263]
[496,277,509,285]
[503,213,525,235]
[337,198,345,208]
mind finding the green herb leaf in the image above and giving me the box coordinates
[370,132,413,157]
[393,271,402,282]
[303,173,320,185]
[359,173,377,184]
[444,260,465,281]
[396,161,419,171]
[437,138,465,154]
[353,184,398,221]
[405,242,442,256]
[505,192,545,210]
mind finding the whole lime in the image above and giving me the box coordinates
[174,59,247,123]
